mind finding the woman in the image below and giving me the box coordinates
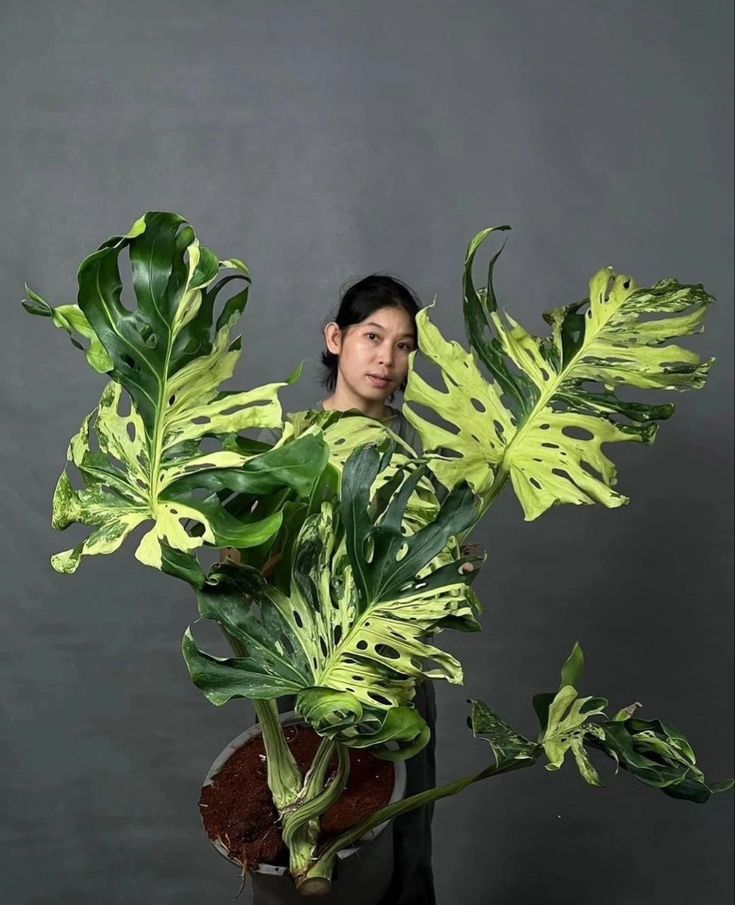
[233,274,439,904]
[320,273,422,450]
[318,274,437,905]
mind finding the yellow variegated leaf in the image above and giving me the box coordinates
[41,213,310,581]
[404,228,714,520]
[183,447,482,756]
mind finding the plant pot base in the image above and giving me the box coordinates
[252,823,394,905]
[201,715,405,904]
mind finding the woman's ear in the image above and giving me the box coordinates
[324,322,342,355]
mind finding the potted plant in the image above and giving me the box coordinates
[24,212,732,901]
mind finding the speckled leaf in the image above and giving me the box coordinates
[470,700,539,769]
[184,445,482,756]
[284,409,440,533]
[528,645,732,800]
[404,227,715,519]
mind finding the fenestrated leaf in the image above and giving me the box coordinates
[39,212,327,580]
[404,227,715,520]
[216,407,442,590]
[182,629,308,702]
[315,658,732,873]
[524,645,732,801]
[182,564,314,700]
[283,408,440,533]
[295,688,431,761]
[183,445,483,757]
[360,707,432,762]
[250,409,469,614]
[541,685,608,772]
[466,644,731,802]
[532,642,585,737]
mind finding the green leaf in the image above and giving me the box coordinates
[23,284,113,373]
[162,434,330,501]
[284,408,440,532]
[560,641,584,690]
[541,685,608,772]
[527,647,732,801]
[470,699,539,770]
[590,718,731,803]
[184,445,483,755]
[404,228,715,519]
[181,563,313,700]
[295,689,431,761]
[182,628,307,702]
[42,212,325,579]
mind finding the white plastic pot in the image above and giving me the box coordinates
[201,713,406,904]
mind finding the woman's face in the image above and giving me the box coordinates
[326,305,416,404]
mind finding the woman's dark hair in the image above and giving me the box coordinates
[320,274,422,393]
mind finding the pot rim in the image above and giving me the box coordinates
[201,710,406,876]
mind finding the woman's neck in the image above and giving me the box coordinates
[322,388,391,420]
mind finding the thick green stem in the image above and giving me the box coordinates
[283,742,350,889]
[306,750,538,883]
[256,699,303,811]
[297,737,337,805]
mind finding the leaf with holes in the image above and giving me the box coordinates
[183,444,483,757]
[284,408,441,533]
[527,643,732,800]
[467,643,732,801]
[404,226,715,520]
[35,212,328,581]
[218,408,443,590]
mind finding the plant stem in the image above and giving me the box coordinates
[284,742,350,890]
[456,469,508,548]
[477,468,509,521]
[256,699,303,811]
[298,737,336,804]
[219,624,302,811]
[306,751,538,884]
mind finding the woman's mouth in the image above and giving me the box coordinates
[366,373,391,389]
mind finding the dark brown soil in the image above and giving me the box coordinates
[199,723,395,868]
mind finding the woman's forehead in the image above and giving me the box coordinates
[358,306,415,336]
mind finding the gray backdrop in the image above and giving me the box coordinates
[1,1,732,903]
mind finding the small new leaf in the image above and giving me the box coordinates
[470,700,540,770]
[529,645,732,801]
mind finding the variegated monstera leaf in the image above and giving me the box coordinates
[219,408,442,587]
[404,226,715,520]
[27,212,328,583]
[471,643,732,802]
[183,444,483,759]
[285,408,441,532]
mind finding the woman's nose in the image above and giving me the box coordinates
[378,342,394,366]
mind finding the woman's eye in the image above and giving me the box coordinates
[398,343,413,352]
[366,333,379,341]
